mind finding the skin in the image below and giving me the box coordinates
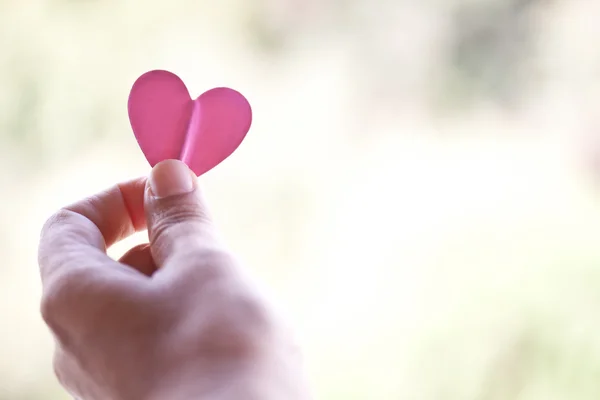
[38,159,311,400]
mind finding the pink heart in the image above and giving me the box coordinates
[128,70,252,176]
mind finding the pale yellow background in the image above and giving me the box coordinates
[1,0,600,399]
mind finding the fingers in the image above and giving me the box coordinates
[38,177,147,284]
[144,160,221,267]
[38,178,152,338]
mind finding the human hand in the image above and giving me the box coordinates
[38,160,311,400]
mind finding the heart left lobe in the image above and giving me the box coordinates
[128,70,193,167]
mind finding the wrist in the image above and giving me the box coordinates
[145,359,255,400]
[146,356,312,400]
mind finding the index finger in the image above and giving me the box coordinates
[38,177,147,283]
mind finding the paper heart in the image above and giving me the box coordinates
[128,70,252,176]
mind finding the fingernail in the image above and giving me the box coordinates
[149,159,195,198]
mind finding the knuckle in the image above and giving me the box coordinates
[156,202,209,230]
[40,208,101,254]
[40,268,89,327]
[151,204,211,243]
[41,208,73,238]
[40,287,65,329]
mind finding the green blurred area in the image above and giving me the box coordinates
[2,0,600,399]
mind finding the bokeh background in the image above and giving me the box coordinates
[2,0,600,398]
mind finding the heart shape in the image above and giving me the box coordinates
[128,70,252,176]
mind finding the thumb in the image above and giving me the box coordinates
[145,159,219,267]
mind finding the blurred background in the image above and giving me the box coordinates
[1,0,600,398]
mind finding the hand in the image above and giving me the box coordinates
[38,160,311,400]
